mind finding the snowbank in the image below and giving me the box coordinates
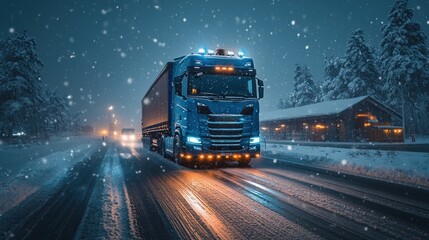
[263,143,429,188]
[0,136,99,214]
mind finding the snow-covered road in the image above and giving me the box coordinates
[1,139,428,239]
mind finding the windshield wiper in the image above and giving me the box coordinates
[199,92,223,98]
[224,94,249,98]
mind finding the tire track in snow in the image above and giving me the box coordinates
[208,169,385,240]
[131,147,320,239]
[75,145,133,240]
[8,144,107,240]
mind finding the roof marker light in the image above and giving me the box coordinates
[238,51,244,57]
[227,51,234,56]
[207,49,215,55]
[198,48,205,55]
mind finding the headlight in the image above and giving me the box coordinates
[122,135,127,140]
[250,137,260,144]
[187,136,201,144]
[130,135,136,140]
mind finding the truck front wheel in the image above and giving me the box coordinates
[173,134,182,165]
[238,159,251,167]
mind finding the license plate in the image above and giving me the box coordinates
[220,153,233,156]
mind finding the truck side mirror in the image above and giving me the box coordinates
[257,79,264,99]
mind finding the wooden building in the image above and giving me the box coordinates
[260,96,404,142]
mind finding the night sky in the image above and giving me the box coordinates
[1,0,428,130]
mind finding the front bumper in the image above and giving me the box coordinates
[181,143,260,161]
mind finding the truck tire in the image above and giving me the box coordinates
[173,134,182,165]
[238,159,251,167]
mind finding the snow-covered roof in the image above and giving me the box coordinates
[260,96,369,122]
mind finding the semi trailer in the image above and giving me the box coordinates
[141,48,264,166]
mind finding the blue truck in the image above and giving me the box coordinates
[141,48,264,166]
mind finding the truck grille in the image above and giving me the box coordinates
[206,114,244,151]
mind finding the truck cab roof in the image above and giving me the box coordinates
[175,54,254,68]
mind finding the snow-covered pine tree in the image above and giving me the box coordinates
[45,90,71,134]
[343,29,381,99]
[0,31,46,138]
[289,64,318,107]
[380,0,429,134]
[380,0,429,109]
[320,56,347,101]
[277,96,293,109]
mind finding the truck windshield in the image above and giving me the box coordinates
[188,74,256,98]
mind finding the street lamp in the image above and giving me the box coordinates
[108,105,114,136]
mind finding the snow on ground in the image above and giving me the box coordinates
[75,146,132,240]
[0,136,99,214]
[263,143,429,188]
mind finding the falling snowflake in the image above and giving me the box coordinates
[127,77,133,84]
[305,45,309,50]
[341,159,347,165]
[9,27,15,33]
[183,18,187,22]
[273,159,277,164]
[291,20,296,26]
[287,145,292,151]
[143,98,151,105]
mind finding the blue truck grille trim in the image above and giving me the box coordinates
[204,114,247,151]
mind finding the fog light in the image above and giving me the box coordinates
[208,155,213,159]
[199,155,205,159]
[255,153,260,158]
[245,154,250,158]
[186,155,192,159]
[217,155,221,159]
[180,153,185,158]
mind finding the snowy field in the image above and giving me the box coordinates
[0,136,99,214]
[263,143,429,188]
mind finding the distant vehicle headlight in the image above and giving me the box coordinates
[122,135,128,140]
[130,134,136,140]
[250,137,260,144]
[187,136,201,144]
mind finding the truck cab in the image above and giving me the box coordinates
[142,49,263,166]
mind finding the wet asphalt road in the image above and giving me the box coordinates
[3,141,429,239]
